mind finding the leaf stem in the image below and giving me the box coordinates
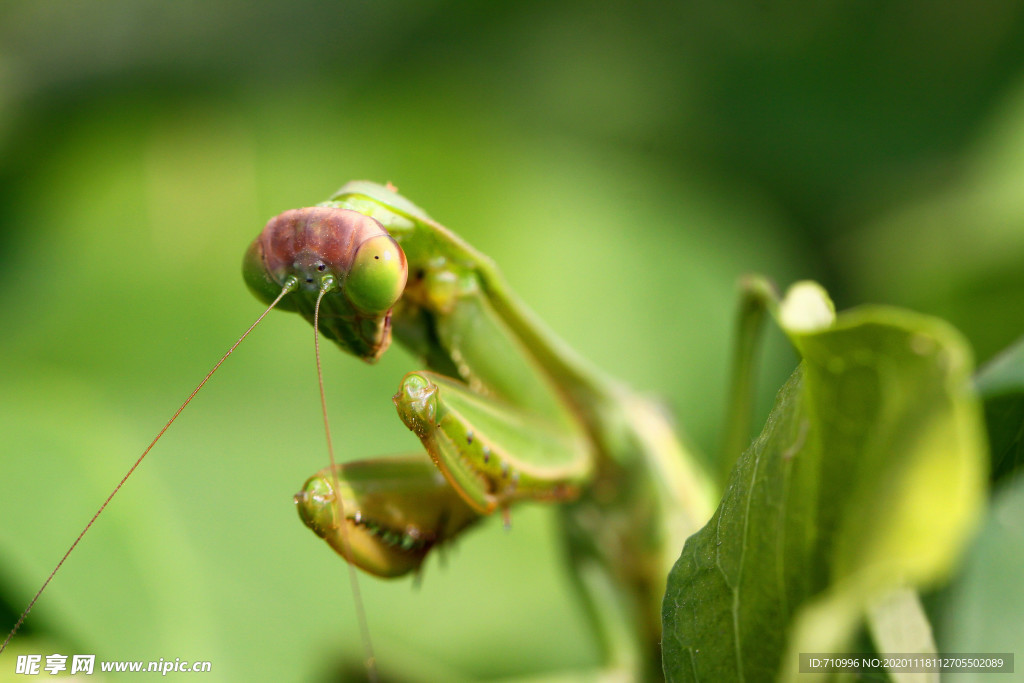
[718,275,776,486]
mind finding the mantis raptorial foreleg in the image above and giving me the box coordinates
[243,181,718,680]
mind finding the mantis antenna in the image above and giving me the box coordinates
[0,278,298,656]
[313,278,378,683]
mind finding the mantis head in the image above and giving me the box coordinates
[243,207,408,361]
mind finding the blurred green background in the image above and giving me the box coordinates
[2,1,1024,680]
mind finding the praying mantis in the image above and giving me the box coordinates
[245,181,718,680]
[0,180,723,681]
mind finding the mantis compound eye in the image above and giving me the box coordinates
[345,234,408,314]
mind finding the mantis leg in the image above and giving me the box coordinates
[393,370,591,515]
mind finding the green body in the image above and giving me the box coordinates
[245,181,716,680]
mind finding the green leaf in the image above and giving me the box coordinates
[662,287,987,681]
[975,335,1024,485]
[931,474,1024,660]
